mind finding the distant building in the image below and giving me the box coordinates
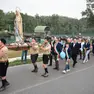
[34,26,51,38]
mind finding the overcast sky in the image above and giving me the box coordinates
[0,0,86,19]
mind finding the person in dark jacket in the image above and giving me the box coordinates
[53,38,63,70]
[48,37,57,66]
[71,38,80,68]
[92,39,94,55]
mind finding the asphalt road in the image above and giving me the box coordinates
[1,55,94,94]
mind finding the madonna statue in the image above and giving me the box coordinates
[14,9,23,43]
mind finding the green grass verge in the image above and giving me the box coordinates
[9,57,42,67]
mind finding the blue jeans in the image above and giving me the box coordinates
[64,63,70,71]
[21,50,28,63]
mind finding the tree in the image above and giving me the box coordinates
[82,0,94,27]
[0,9,88,35]
[4,12,15,31]
[0,10,5,31]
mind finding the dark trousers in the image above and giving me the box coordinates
[0,62,9,77]
[83,49,85,60]
[49,54,57,65]
[43,54,49,64]
[31,54,38,63]
[79,50,82,59]
[93,45,94,55]
[72,54,77,67]
[88,53,90,60]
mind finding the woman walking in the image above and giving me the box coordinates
[83,39,90,63]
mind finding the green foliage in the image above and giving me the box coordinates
[82,0,94,28]
[0,9,87,35]
[0,10,5,30]
[4,12,15,31]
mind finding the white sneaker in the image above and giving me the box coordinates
[86,60,88,62]
[66,69,70,72]
[62,70,66,74]
[83,61,85,64]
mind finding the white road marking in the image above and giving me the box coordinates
[9,64,94,94]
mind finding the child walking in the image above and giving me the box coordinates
[62,43,71,74]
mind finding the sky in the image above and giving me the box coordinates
[0,0,86,19]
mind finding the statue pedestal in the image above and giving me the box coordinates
[6,42,31,51]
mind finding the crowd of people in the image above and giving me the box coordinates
[0,36,94,91]
[21,36,94,75]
